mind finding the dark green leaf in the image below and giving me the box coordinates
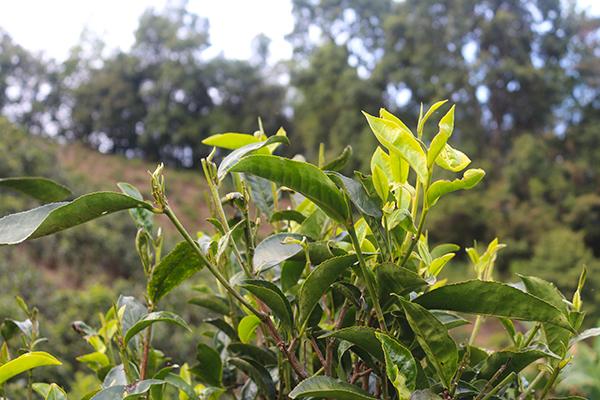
[270,210,306,224]
[192,343,222,387]
[328,172,381,218]
[163,373,197,399]
[0,192,152,245]
[0,177,71,203]
[430,311,470,330]
[123,311,191,345]
[205,318,239,341]
[229,357,276,399]
[281,260,305,292]
[246,174,274,217]
[230,155,349,222]
[376,332,417,397]
[320,327,383,361]
[117,182,154,232]
[478,346,560,380]
[376,263,427,305]
[228,343,278,365]
[414,280,572,330]
[289,376,376,400]
[148,241,205,302]
[299,255,357,326]
[189,294,230,315]
[400,299,458,389]
[519,275,568,314]
[241,279,293,330]
[322,145,353,172]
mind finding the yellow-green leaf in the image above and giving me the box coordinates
[426,169,485,207]
[0,352,61,384]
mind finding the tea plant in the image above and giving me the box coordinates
[0,102,598,399]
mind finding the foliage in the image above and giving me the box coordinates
[1,104,598,399]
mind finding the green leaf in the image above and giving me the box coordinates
[320,327,383,361]
[270,210,306,224]
[76,352,110,370]
[32,383,68,400]
[426,169,485,207]
[427,105,455,167]
[253,233,304,271]
[205,318,239,341]
[0,192,152,245]
[241,280,293,330]
[123,380,165,398]
[147,241,205,302]
[414,280,573,330]
[417,100,448,137]
[376,332,417,400]
[376,263,427,304]
[380,108,413,134]
[202,133,262,149]
[363,111,428,183]
[519,275,569,314]
[297,207,329,240]
[218,136,290,180]
[117,182,154,232]
[238,315,262,344]
[371,147,391,201]
[90,386,124,400]
[229,357,276,399]
[400,299,458,389]
[328,172,381,218]
[231,155,349,222]
[431,311,470,330]
[427,253,455,277]
[0,177,71,203]
[189,294,230,315]
[192,343,222,387]
[163,373,198,399]
[435,144,470,172]
[0,351,62,384]
[299,255,357,326]
[123,311,191,345]
[478,346,560,380]
[227,343,278,366]
[322,145,353,172]
[289,376,376,400]
[245,174,274,217]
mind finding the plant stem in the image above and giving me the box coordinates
[518,370,545,400]
[164,206,261,317]
[522,323,541,348]
[469,315,484,346]
[480,372,516,400]
[539,365,561,400]
[347,226,387,332]
[164,205,308,379]
[399,206,428,268]
[139,320,153,380]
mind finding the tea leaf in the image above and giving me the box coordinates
[0,351,62,384]
[227,343,278,366]
[363,111,428,183]
[148,241,205,303]
[189,294,230,315]
[218,135,289,180]
[478,347,560,380]
[192,343,223,387]
[0,192,152,245]
[328,172,381,218]
[231,155,349,222]
[418,100,448,137]
[426,169,485,206]
[241,280,293,330]
[0,177,71,203]
[322,145,353,172]
[427,105,455,167]
[123,311,191,345]
[376,332,417,400]
[229,357,276,399]
[289,376,376,400]
[414,280,573,330]
[299,255,357,326]
[320,327,383,361]
[238,315,262,344]
[400,299,458,389]
[32,383,68,400]
[253,233,304,271]
[202,133,262,149]
[435,144,470,172]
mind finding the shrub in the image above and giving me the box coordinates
[0,102,597,399]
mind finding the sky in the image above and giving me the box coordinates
[0,0,598,63]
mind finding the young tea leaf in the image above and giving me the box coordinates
[202,133,262,150]
[0,352,62,385]
[426,169,485,206]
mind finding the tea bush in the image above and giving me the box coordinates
[0,103,597,399]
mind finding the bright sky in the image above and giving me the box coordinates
[0,0,598,63]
